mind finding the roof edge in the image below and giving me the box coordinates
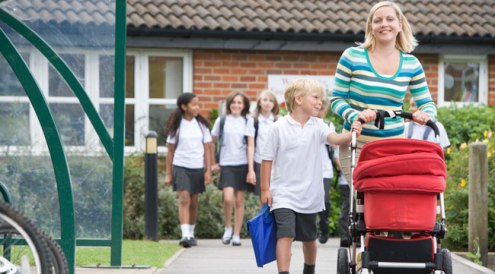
[128,28,495,45]
[127,27,363,42]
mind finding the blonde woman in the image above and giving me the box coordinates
[330,1,437,182]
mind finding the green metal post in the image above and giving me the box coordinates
[111,0,127,266]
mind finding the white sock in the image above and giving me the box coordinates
[232,235,240,242]
[223,227,232,238]
[189,224,196,238]
[181,224,191,239]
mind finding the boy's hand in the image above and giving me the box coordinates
[261,190,272,207]
[351,120,363,137]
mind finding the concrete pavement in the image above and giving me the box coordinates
[76,238,495,274]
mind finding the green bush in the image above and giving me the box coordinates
[442,135,495,251]
[123,159,260,239]
[438,105,495,147]
[438,104,495,251]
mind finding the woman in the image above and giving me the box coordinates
[330,1,437,182]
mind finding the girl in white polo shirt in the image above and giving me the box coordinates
[211,91,256,246]
[252,90,280,197]
[165,93,212,248]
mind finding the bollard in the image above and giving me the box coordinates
[468,142,488,266]
[144,131,158,241]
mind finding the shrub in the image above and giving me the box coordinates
[123,159,260,239]
[442,130,495,251]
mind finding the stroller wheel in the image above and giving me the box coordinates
[337,247,350,274]
[441,248,453,274]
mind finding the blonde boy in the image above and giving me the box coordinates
[260,79,361,274]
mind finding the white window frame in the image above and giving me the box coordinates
[125,49,193,154]
[438,54,488,107]
[0,48,192,155]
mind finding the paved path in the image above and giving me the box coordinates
[76,238,495,274]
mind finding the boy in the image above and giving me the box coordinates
[260,78,362,274]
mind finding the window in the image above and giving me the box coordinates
[0,48,192,153]
[438,55,488,106]
[0,53,31,147]
[126,49,192,152]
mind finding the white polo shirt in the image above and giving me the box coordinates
[166,118,212,169]
[211,115,255,166]
[261,115,334,214]
[254,114,277,164]
[321,120,336,179]
[404,121,450,148]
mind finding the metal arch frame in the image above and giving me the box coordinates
[0,0,126,272]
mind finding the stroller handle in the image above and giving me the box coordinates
[376,110,440,138]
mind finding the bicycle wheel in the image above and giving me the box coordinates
[40,231,69,274]
[0,201,52,274]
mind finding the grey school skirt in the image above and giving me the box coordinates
[172,165,205,194]
[218,164,249,191]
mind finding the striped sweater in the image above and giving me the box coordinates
[331,46,437,141]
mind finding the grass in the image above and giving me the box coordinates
[76,240,182,268]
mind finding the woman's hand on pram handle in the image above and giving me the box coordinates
[412,110,431,125]
[357,109,377,124]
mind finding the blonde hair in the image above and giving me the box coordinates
[254,90,280,119]
[284,79,324,113]
[360,1,418,53]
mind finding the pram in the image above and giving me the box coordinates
[337,110,452,274]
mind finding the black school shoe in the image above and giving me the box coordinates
[189,237,198,246]
[318,234,328,244]
[179,237,192,248]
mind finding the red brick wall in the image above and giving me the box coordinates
[489,55,495,106]
[416,54,439,103]
[193,49,340,118]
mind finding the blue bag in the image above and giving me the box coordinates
[246,203,277,267]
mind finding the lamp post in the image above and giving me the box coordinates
[144,131,158,241]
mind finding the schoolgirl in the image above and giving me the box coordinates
[211,91,256,246]
[165,93,212,248]
[252,90,280,196]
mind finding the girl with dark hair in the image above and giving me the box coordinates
[165,92,212,248]
[211,90,256,246]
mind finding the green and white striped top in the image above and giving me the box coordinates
[331,46,437,141]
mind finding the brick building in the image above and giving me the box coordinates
[126,0,495,150]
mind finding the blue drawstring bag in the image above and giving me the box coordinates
[246,203,277,267]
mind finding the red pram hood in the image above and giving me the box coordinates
[353,139,446,193]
